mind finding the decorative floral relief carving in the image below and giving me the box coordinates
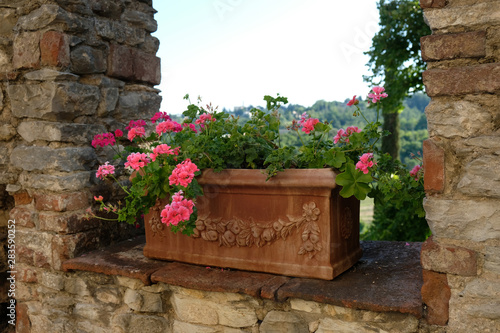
[191,202,323,259]
[149,204,166,237]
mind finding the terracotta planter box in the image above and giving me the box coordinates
[144,169,362,280]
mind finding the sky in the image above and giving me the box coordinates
[152,0,380,114]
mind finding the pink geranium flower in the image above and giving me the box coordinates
[347,95,359,106]
[355,153,376,174]
[195,113,215,126]
[333,126,361,144]
[114,129,123,138]
[169,159,200,187]
[94,195,103,201]
[156,120,182,136]
[124,153,150,171]
[91,133,115,148]
[183,123,198,133]
[125,119,147,130]
[127,127,145,141]
[160,191,194,226]
[367,86,388,104]
[150,112,171,124]
[298,112,320,134]
[149,144,174,162]
[96,162,115,179]
[410,164,422,181]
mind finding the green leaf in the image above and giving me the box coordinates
[335,163,373,200]
[324,149,346,169]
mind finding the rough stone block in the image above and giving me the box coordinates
[95,19,145,46]
[420,0,446,9]
[0,124,16,141]
[40,270,65,291]
[421,269,450,326]
[17,4,89,32]
[133,48,161,85]
[16,302,31,333]
[107,43,134,80]
[124,289,163,312]
[11,146,96,172]
[172,321,218,333]
[16,229,53,266]
[171,293,218,325]
[39,211,98,234]
[24,69,78,81]
[116,90,161,122]
[19,172,91,192]
[40,30,70,67]
[121,9,157,32]
[421,236,477,276]
[18,121,106,144]
[423,139,445,193]
[34,191,88,212]
[457,155,500,198]
[8,82,99,121]
[423,64,500,97]
[424,197,500,242]
[97,87,119,116]
[12,32,40,69]
[290,298,322,313]
[260,311,308,333]
[89,0,124,19]
[18,267,38,283]
[52,231,99,270]
[0,147,8,165]
[112,314,169,333]
[71,45,107,74]
[0,8,16,36]
[423,2,500,31]
[95,286,121,304]
[484,246,500,276]
[425,97,495,138]
[421,31,486,61]
[9,206,36,228]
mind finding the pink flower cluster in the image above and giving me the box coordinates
[169,159,199,187]
[96,162,115,179]
[160,191,194,226]
[367,86,388,104]
[195,113,215,127]
[127,126,145,141]
[156,120,182,136]
[333,126,361,144]
[149,144,174,162]
[124,152,150,170]
[183,123,198,133]
[298,113,320,134]
[410,165,422,181]
[115,129,123,138]
[151,112,171,124]
[91,133,115,148]
[125,120,146,130]
[355,153,376,174]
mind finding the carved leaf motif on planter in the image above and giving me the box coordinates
[149,204,166,237]
[192,202,323,259]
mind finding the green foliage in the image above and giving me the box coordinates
[365,0,431,159]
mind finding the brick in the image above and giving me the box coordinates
[9,207,36,228]
[421,236,477,276]
[423,63,500,97]
[16,302,31,333]
[421,269,450,326]
[108,43,161,85]
[51,231,100,270]
[423,139,445,193]
[12,32,40,69]
[13,191,33,206]
[18,267,38,283]
[420,0,447,9]
[16,246,35,266]
[40,30,70,67]
[34,191,89,212]
[421,31,486,61]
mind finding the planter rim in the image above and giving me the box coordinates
[197,168,338,189]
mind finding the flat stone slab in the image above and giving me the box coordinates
[63,237,423,317]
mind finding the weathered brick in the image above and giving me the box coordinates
[18,267,38,283]
[13,191,33,206]
[423,139,445,193]
[9,207,36,228]
[420,0,447,9]
[34,192,88,212]
[421,236,477,276]
[40,30,70,67]
[421,269,450,326]
[423,63,500,97]
[108,43,160,84]
[12,32,40,69]
[16,302,31,333]
[16,246,35,266]
[421,31,486,61]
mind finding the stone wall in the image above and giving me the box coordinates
[420,0,500,332]
[0,1,159,331]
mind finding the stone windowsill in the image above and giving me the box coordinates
[62,237,423,318]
